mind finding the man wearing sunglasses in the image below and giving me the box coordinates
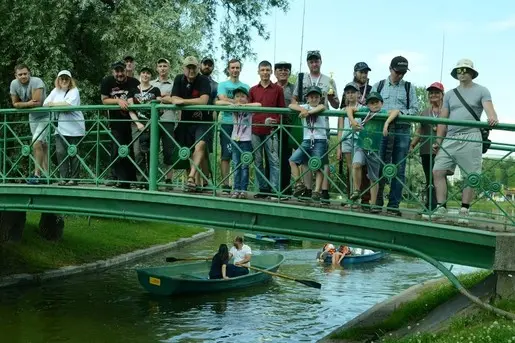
[372,56,419,216]
[432,58,498,224]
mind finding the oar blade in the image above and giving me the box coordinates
[296,279,322,289]
[165,257,179,262]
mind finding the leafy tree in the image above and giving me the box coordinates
[415,86,429,113]
[507,166,515,188]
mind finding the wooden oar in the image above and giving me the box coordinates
[246,265,321,289]
[165,256,321,289]
[165,257,210,262]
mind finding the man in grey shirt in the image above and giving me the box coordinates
[372,56,419,215]
[10,63,49,183]
[432,58,498,223]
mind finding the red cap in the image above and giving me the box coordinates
[426,82,444,92]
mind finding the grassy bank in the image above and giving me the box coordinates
[0,213,205,276]
[330,271,492,341]
[382,300,515,343]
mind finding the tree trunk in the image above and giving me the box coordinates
[0,211,26,243]
[39,213,65,241]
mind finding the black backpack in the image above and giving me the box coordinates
[376,79,411,110]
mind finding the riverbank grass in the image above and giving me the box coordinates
[0,213,204,276]
[382,300,515,343]
[330,271,492,341]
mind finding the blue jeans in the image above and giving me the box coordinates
[251,133,279,192]
[289,139,328,166]
[377,126,411,209]
[232,140,252,191]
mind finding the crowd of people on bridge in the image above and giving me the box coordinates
[8,51,500,222]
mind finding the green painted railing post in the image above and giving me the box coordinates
[149,101,159,191]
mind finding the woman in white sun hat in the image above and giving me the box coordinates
[43,70,85,186]
[431,58,498,224]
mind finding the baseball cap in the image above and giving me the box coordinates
[390,56,409,72]
[111,61,126,70]
[124,55,135,62]
[157,58,170,65]
[366,92,383,103]
[306,85,322,96]
[344,82,360,92]
[201,57,214,65]
[426,82,444,92]
[233,86,248,96]
[354,62,371,72]
[306,50,321,61]
[274,61,292,70]
[183,56,199,67]
[57,70,72,78]
[139,66,153,75]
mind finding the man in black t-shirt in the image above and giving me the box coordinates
[171,56,211,192]
[100,60,140,188]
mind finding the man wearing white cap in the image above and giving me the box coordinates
[432,58,498,223]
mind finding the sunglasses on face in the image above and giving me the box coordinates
[456,68,470,75]
[393,70,406,75]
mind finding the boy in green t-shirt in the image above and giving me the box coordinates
[346,92,400,212]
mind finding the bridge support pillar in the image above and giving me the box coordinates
[0,211,26,242]
[494,234,515,299]
[39,213,65,241]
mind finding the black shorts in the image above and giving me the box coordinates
[175,122,213,149]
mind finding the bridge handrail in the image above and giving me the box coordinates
[2,104,515,131]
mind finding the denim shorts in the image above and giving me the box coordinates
[352,147,381,181]
[219,124,233,161]
[289,139,328,166]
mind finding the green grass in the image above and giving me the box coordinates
[330,271,492,341]
[381,300,515,343]
[0,213,205,276]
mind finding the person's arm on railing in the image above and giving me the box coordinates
[101,95,129,111]
[383,110,400,136]
[483,101,499,127]
[11,88,44,109]
[127,98,145,131]
[346,106,360,131]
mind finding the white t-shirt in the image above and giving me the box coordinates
[229,244,252,267]
[300,103,327,140]
[44,88,85,137]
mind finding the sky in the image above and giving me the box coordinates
[210,0,515,156]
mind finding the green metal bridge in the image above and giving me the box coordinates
[1,103,514,271]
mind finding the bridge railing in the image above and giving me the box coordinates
[1,103,514,228]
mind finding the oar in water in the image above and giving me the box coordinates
[247,265,321,289]
[165,257,209,262]
[165,256,321,289]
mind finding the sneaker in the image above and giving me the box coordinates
[370,206,382,214]
[350,191,360,201]
[386,208,401,217]
[321,192,330,204]
[105,178,118,187]
[57,180,67,186]
[299,189,312,201]
[312,191,322,202]
[66,180,78,186]
[238,192,247,199]
[222,185,231,194]
[253,192,269,199]
[230,191,240,199]
[432,206,448,219]
[26,175,40,185]
[293,184,307,197]
[457,207,469,224]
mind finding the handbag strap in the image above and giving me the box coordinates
[453,88,480,122]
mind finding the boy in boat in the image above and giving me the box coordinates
[288,86,328,201]
[215,87,261,198]
[227,236,252,277]
[346,92,400,212]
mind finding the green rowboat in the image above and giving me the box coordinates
[137,253,285,296]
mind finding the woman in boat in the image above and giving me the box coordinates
[317,243,336,263]
[333,245,350,265]
[209,244,230,280]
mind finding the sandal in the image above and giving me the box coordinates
[184,177,196,192]
[350,190,360,201]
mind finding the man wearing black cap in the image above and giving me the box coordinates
[274,61,295,196]
[100,60,140,188]
[372,56,419,215]
[292,50,339,201]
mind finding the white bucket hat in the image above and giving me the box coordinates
[57,70,72,78]
[451,59,478,80]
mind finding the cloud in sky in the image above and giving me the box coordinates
[487,15,515,32]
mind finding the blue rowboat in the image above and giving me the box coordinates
[318,250,386,266]
[244,233,302,244]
